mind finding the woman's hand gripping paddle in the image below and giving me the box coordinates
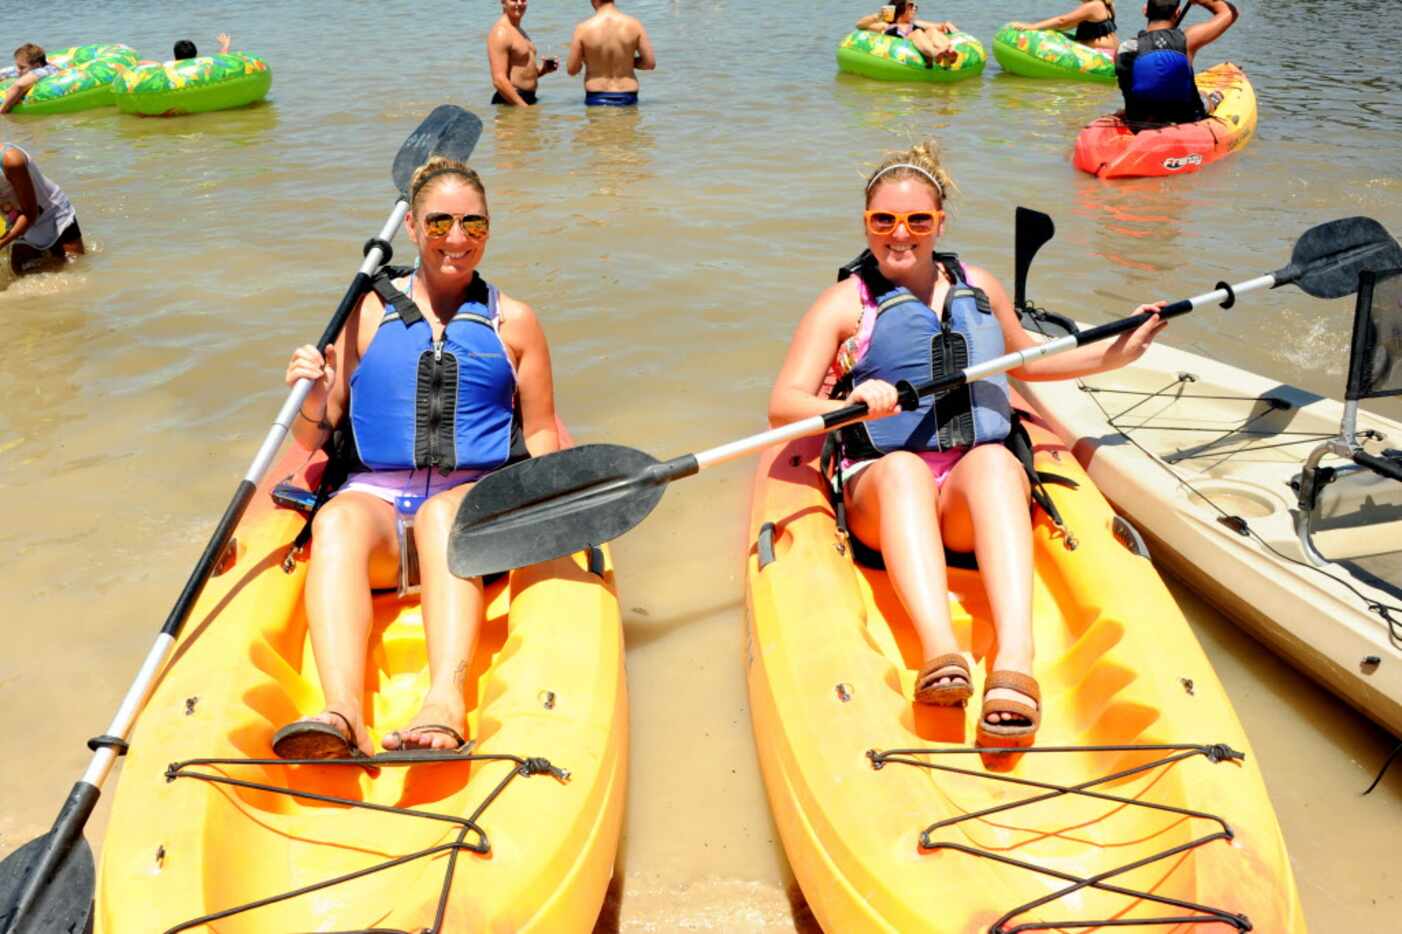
[448,214,1401,581]
[0,105,484,934]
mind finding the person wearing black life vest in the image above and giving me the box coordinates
[1115,0,1240,130]
[273,157,561,760]
[1007,1,1120,52]
[769,140,1167,746]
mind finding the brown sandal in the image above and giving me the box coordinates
[977,671,1041,739]
[272,710,361,760]
[914,653,973,706]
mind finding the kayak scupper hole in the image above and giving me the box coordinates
[835,683,853,702]
[1185,484,1279,519]
[540,690,556,709]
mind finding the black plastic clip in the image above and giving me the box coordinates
[88,734,130,756]
[1214,280,1236,309]
[362,237,394,263]
[894,379,921,412]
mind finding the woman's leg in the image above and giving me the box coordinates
[382,482,485,750]
[937,445,1037,727]
[908,27,954,65]
[846,451,966,690]
[301,492,401,755]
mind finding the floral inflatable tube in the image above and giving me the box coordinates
[992,24,1115,83]
[112,52,272,116]
[0,43,139,115]
[836,29,986,83]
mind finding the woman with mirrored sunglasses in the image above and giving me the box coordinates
[768,139,1167,746]
[274,156,560,759]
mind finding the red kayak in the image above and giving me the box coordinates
[1074,63,1257,179]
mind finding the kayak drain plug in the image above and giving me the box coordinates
[1361,656,1381,674]
[539,690,556,709]
[836,683,853,702]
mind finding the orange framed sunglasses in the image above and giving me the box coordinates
[864,209,943,236]
[422,212,490,240]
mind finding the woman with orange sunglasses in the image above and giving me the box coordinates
[273,156,560,759]
[768,139,1166,745]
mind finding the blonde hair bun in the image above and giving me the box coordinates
[865,139,956,206]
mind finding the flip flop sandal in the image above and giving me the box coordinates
[272,710,360,760]
[914,653,973,706]
[976,671,1042,740]
[381,723,469,752]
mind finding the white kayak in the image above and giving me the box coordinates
[1016,337,1402,738]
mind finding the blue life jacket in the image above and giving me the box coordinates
[836,253,1011,458]
[348,272,525,473]
[1115,28,1207,128]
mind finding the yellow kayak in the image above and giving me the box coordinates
[744,396,1306,932]
[94,444,626,932]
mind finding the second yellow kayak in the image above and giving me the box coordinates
[745,396,1306,932]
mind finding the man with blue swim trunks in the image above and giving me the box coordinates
[567,0,655,107]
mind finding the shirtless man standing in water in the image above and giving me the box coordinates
[487,0,558,107]
[566,0,656,107]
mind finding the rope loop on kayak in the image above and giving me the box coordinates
[867,742,1254,932]
[158,748,569,934]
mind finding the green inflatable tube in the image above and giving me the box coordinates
[991,24,1115,83]
[112,52,272,116]
[836,29,985,83]
[0,45,138,115]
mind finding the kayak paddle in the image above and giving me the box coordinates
[448,214,1401,580]
[0,104,484,934]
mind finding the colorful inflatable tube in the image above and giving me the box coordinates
[992,24,1115,83]
[836,29,986,83]
[0,44,138,115]
[1073,62,1257,178]
[112,52,272,116]
[44,42,137,70]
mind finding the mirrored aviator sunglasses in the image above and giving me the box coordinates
[864,209,942,236]
[423,212,490,240]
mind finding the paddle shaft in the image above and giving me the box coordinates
[682,272,1278,477]
[3,200,409,934]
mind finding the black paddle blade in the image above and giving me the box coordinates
[0,833,93,934]
[1014,206,1055,310]
[392,105,484,197]
[1276,216,1402,299]
[448,444,667,579]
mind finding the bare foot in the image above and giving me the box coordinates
[381,699,468,751]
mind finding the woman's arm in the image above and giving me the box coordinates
[1008,2,1101,32]
[967,264,1166,381]
[500,295,560,457]
[855,12,886,31]
[283,290,369,451]
[769,280,878,426]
